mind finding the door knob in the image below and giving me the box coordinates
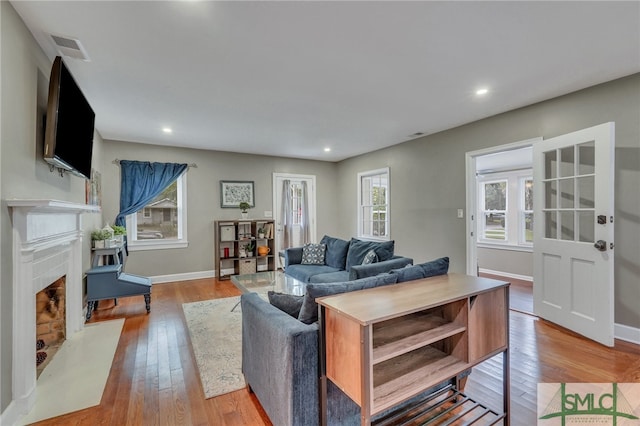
[594,240,607,252]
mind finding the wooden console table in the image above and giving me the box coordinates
[317,273,510,425]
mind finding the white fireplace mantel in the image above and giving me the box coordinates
[5,199,100,424]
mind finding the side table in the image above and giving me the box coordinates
[92,243,126,267]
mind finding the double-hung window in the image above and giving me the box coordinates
[358,168,390,240]
[126,173,188,250]
[477,170,532,248]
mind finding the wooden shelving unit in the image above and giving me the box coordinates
[214,219,275,280]
[318,273,510,425]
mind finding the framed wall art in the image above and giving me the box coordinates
[220,180,255,208]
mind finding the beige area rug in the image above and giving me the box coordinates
[19,318,125,425]
[182,296,246,399]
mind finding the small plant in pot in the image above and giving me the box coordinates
[239,202,251,219]
[112,225,126,243]
[243,241,255,257]
[91,230,111,248]
[257,226,266,239]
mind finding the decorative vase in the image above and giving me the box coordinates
[94,240,105,249]
[241,212,248,219]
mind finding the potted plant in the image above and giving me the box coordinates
[239,202,251,219]
[112,225,126,244]
[91,229,110,248]
[257,226,266,239]
[243,241,255,257]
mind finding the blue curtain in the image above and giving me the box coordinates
[115,160,188,228]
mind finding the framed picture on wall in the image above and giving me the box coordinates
[220,180,255,208]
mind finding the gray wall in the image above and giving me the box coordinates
[337,73,640,329]
[99,140,339,277]
[477,248,532,278]
[0,2,104,412]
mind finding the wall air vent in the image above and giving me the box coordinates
[50,34,90,61]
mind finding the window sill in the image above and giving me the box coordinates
[127,240,189,251]
[477,242,532,253]
[356,235,391,242]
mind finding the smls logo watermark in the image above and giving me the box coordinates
[538,383,640,425]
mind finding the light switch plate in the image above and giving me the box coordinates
[457,209,464,219]
[264,211,273,218]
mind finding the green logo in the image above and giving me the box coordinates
[539,383,639,425]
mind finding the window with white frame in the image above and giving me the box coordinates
[126,174,188,250]
[358,168,389,240]
[477,170,532,247]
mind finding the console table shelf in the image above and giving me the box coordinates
[372,385,505,426]
[318,273,510,425]
[372,311,467,364]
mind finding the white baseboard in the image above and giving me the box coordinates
[149,270,215,284]
[615,322,640,345]
[478,268,533,283]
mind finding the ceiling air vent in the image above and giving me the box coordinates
[50,34,90,61]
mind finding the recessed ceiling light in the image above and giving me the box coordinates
[162,127,173,134]
[324,147,331,152]
[476,88,489,96]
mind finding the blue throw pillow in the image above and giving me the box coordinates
[297,273,398,324]
[301,243,326,265]
[345,238,395,271]
[389,257,449,283]
[320,235,350,269]
[267,291,304,318]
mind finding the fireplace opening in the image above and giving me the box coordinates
[35,276,66,377]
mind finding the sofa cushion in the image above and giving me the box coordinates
[320,235,350,270]
[345,238,395,271]
[309,270,350,283]
[286,264,343,283]
[267,291,304,318]
[389,257,449,283]
[298,273,399,324]
[301,243,326,265]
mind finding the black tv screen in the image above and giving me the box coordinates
[44,56,95,179]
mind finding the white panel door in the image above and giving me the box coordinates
[533,123,615,346]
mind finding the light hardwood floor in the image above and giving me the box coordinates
[29,277,640,426]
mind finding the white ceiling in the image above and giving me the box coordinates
[11,1,640,162]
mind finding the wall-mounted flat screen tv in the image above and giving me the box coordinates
[44,56,95,179]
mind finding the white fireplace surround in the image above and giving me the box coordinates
[6,199,99,422]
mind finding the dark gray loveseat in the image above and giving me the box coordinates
[284,235,413,283]
[241,257,459,426]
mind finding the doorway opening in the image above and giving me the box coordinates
[273,173,317,269]
[466,138,539,314]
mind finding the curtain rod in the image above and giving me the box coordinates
[112,159,197,168]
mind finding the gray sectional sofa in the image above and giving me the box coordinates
[284,235,413,283]
[241,256,457,426]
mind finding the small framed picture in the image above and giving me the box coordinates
[220,180,255,208]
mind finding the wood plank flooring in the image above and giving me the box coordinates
[28,277,640,426]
